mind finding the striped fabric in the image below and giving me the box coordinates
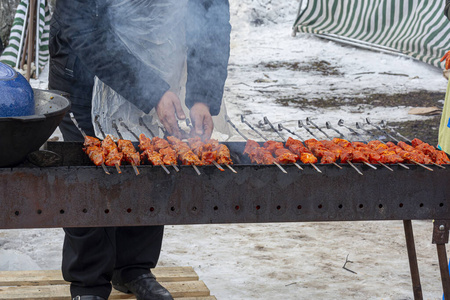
[0,0,50,76]
[293,0,450,69]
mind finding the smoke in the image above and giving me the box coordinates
[90,0,233,139]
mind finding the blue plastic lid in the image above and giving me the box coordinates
[0,63,18,81]
[0,62,35,117]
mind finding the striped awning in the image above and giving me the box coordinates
[0,0,50,77]
[293,0,450,69]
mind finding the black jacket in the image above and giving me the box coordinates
[49,0,231,116]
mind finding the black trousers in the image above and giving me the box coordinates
[49,30,164,299]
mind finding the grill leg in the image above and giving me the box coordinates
[403,220,423,300]
[433,220,450,300]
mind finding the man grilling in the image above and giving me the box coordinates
[48,1,231,299]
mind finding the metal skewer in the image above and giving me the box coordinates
[380,120,411,142]
[70,113,110,175]
[298,120,320,140]
[325,122,345,138]
[139,117,155,138]
[366,118,399,142]
[263,117,286,142]
[278,124,304,142]
[241,115,268,142]
[225,115,249,141]
[306,117,331,139]
[94,115,107,140]
[355,122,377,140]
[338,119,369,143]
[119,119,139,141]
[230,116,286,174]
[112,120,140,176]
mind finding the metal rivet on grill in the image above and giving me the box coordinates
[439,225,446,231]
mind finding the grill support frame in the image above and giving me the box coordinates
[1,142,450,299]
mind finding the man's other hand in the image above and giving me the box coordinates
[156,91,186,138]
[190,103,213,140]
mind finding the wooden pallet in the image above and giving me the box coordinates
[0,267,216,300]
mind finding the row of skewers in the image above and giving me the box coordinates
[225,115,450,175]
[75,112,450,176]
[72,113,236,176]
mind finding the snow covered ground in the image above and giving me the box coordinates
[1,0,449,299]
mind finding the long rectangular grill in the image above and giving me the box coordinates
[0,141,449,229]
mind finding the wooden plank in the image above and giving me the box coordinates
[0,281,210,300]
[0,267,198,286]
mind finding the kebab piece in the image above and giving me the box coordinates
[243,139,287,173]
[303,138,364,175]
[167,136,203,175]
[138,134,170,174]
[187,137,225,171]
[71,112,110,174]
[411,138,450,165]
[101,135,123,173]
[331,138,377,170]
[83,136,106,167]
[262,140,301,168]
[116,139,141,175]
[283,137,322,173]
[152,136,180,171]
[366,140,409,169]
[381,141,433,171]
[194,137,237,173]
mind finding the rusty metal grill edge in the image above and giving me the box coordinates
[0,141,449,229]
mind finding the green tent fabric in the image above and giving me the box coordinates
[293,0,450,69]
[0,0,50,77]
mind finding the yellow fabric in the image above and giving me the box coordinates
[438,78,450,152]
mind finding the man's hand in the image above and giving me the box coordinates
[156,91,186,138]
[190,102,213,140]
